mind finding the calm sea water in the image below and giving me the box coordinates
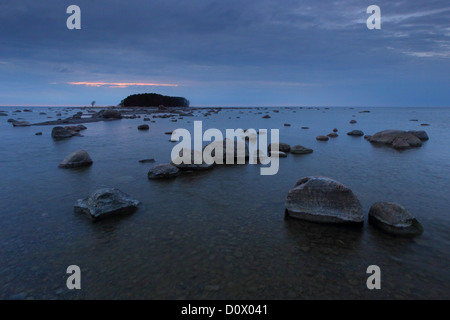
[0,106,449,299]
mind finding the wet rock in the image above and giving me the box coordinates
[23,109,32,112]
[97,109,122,119]
[291,145,313,155]
[367,130,426,149]
[58,150,93,168]
[285,176,364,225]
[268,143,291,153]
[0,112,7,116]
[74,188,140,221]
[333,128,338,132]
[350,120,357,124]
[408,130,429,141]
[316,136,329,141]
[138,124,150,130]
[284,123,291,127]
[420,123,430,126]
[369,202,424,236]
[7,118,16,123]
[12,121,31,127]
[301,127,309,130]
[35,132,42,136]
[51,126,75,139]
[143,117,151,121]
[262,115,271,119]
[327,133,338,138]
[347,130,364,137]
[148,164,180,179]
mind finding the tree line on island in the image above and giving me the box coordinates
[119,93,190,108]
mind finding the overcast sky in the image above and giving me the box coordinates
[0,0,449,106]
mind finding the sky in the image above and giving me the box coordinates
[0,0,449,107]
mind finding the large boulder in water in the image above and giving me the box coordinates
[291,145,313,155]
[74,188,140,221]
[268,143,291,153]
[59,150,93,168]
[366,130,428,149]
[148,163,180,179]
[285,176,364,225]
[97,109,122,119]
[368,202,424,237]
[52,126,75,139]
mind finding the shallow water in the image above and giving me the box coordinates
[0,106,449,299]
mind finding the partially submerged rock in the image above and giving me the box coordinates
[347,130,364,137]
[369,202,424,236]
[366,130,428,149]
[316,136,329,141]
[203,138,249,163]
[171,148,214,171]
[290,145,313,155]
[58,150,93,168]
[285,176,364,225]
[138,124,150,130]
[51,126,80,139]
[148,163,180,179]
[74,188,140,221]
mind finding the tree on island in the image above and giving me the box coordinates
[119,93,190,107]
[91,101,96,107]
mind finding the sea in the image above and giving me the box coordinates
[0,106,449,299]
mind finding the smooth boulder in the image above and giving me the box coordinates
[285,176,364,225]
[148,163,180,179]
[366,130,428,149]
[347,130,364,137]
[368,202,424,236]
[291,145,313,155]
[316,136,329,141]
[138,124,149,130]
[52,126,75,139]
[12,121,31,127]
[203,138,249,164]
[171,148,214,171]
[59,150,93,168]
[74,188,140,221]
[268,143,291,153]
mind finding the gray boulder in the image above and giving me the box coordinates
[98,109,122,119]
[347,130,364,137]
[285,176,364,225]
[369,202,424,236]
[366,130,428,149]
[74,188,140,221]
[52,126,74,139]
[59,150,93,168]
[148,163,180,179]
[203,138,249,163]
[0,112,7,116]
[290,145,313,155]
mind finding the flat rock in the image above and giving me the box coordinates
[58,150,93,168]
[52,126,75,139]
[316,136,329,141]
[369,202,424,236]
[350,120,357,124]
[347,130,364,137]
[270,151,287,158]
[148,164,180,179]
[203,138,249,164]
[327,133,339,138]
[285,176,364,225]
[139,158,155,163]
[367,130,427,149]
[291,145,313,154]
[74,188,140,221]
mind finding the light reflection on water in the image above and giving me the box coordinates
[0,106,449,299]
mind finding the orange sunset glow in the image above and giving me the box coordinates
[68,82,179,88]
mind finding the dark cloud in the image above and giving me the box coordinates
[0,0,448,106]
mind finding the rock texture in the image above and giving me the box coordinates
[290,145,313,155]
[316,136,329,141]
[347,130,364,137]
[74,188,140,221]
[268,143,291,153]
[368,202,424,236]
[58,150,93,168]
[148,164,180,179]
[365,130,428,149]
[285,177,364,225]
[171,148,214,171]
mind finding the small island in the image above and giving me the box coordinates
[120,93,190,108]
